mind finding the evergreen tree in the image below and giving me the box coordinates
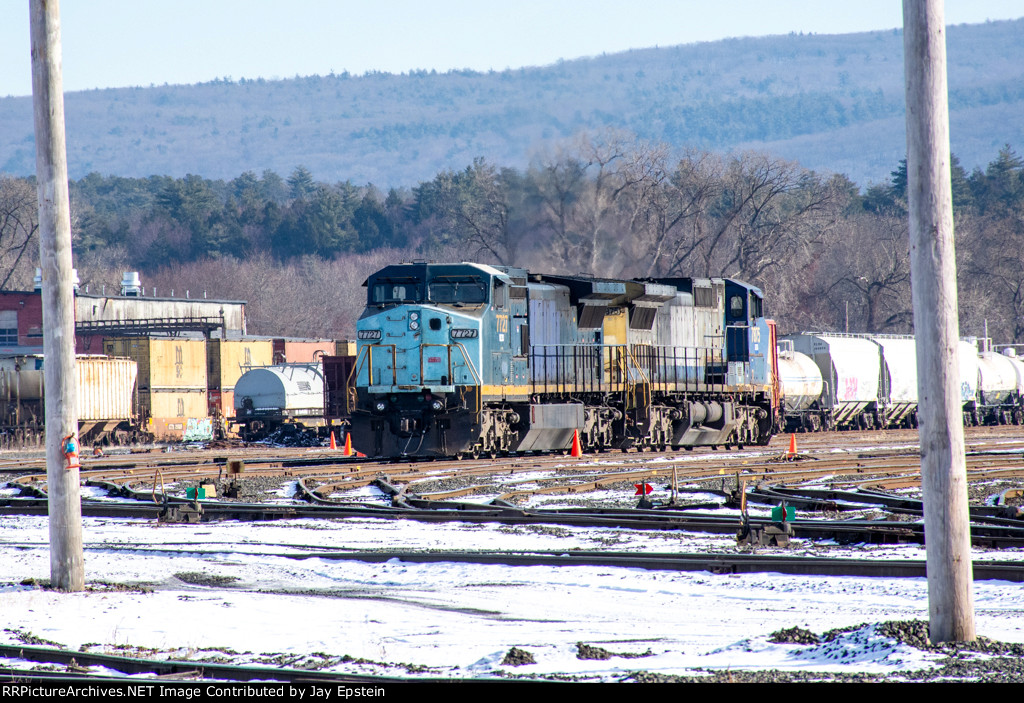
[287,166,316,201]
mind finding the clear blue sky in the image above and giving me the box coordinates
[3,0,1022,98]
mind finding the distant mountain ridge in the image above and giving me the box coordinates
[1,19,1022,187]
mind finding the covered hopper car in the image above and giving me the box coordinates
[0,354,150,447]
[778,333,1024,431]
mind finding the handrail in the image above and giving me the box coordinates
[450,342,482,413]
[346,344,396,412]
[345,345,369,414]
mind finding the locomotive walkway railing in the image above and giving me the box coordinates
[629,344,726,395]
[528,344,652,408]
[528,344,726,398]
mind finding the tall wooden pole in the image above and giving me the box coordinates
[902,0,974,643]
[30,0,83,592]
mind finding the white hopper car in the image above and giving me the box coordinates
[779,333,1024,431]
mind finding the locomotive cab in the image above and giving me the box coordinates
[351,262,528,456]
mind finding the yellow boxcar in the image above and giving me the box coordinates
[104,337,207,391]
[77,356,137,421]
[140,389,208,440]
[335,339,356,356]
[208,338,273,391]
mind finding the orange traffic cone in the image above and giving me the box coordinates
[344,432,353,457]
[787,433,797,458]
[329,431,337,450]
[571,429,583,458]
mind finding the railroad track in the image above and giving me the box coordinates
[0,644,418,683]
[5,539,1024,581]
[3,426,1024,550]
[4,425,1024,493]
[5,482,1024,548]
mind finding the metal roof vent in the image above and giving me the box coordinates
[121,271,141,297]
[33,267,80,291]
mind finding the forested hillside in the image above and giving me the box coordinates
[2,136,1023,344]
[0,19,1022,186]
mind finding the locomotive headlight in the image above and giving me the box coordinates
[409,312,419,321]
[410,320,420,331]
[431,399,444,411]
[375,401,387,412]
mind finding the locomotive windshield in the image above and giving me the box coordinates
[370,279,423,304]
[428,275,488,305]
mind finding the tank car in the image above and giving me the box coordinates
[974,345,1021,425]
[776,340,825,431]
[775,332,1024,432]
[996,347,1024,424]
[349,262,780,458]
[233,362,327,439]
[958,339,982,424]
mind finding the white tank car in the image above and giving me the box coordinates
[998,347,1024,393]
[776,340,823,415]
[868,335,918,428]
[234,363,325,424]
[783,333,881,429]
[997,347,1024,424]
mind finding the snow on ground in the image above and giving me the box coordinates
[3,504,1024,681]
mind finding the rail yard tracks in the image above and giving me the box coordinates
[2,425,1024,550]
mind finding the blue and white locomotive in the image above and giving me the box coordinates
[350,262,781,458]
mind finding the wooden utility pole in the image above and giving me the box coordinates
[30,0,83,591]
[902,0,975,643]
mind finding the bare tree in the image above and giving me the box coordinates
[817,215,914,333]
[626,150,722,278]
[0,176,41,289]
[958,210,1024,341]
[449,159,519,265]
[530,131,649,276]
[700,153,841,284]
